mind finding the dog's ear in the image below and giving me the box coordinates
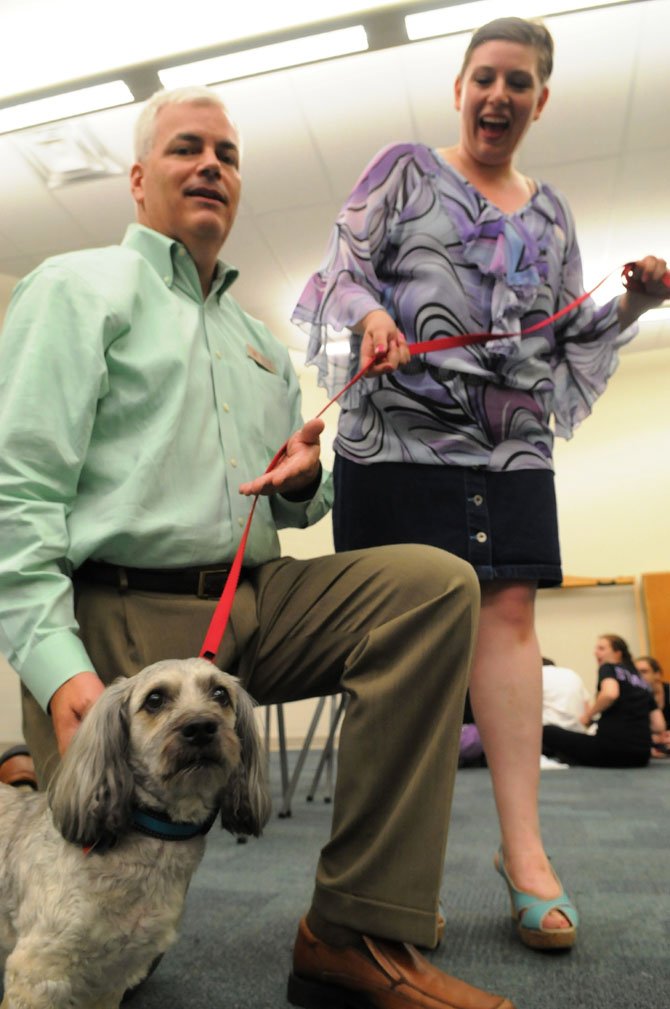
[48,676,135,847]
[219,685,271,837]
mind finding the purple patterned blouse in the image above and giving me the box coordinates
[292,143,636,472]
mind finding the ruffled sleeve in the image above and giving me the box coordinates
[292,143,429,399]
[548,189,637,439]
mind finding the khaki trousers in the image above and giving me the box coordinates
[22,544,478,949]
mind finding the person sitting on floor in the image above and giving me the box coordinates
[541,657,592,734]
[635,655,670,757]
[542,634,665,768]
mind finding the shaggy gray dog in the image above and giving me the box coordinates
[0,658,270,1009]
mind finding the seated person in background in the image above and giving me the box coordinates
[459,690,486,767]
[541,657,591,733]
[0,744,37,790]
[542,635,665,768]
[635,655,670,757]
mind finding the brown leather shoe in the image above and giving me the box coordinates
[288,917,515,1009]
[0,745,38,790]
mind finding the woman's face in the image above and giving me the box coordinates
[594,637,622,667]
[635,658,660,686]
[455,39,549,166]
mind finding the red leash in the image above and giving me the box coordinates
[200,262,669,661]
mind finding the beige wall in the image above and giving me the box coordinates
[1,304,667,744]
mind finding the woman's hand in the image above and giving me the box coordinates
[619,254,669,329]
[358,309,410,376]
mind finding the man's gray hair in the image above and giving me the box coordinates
[133,86,232,161]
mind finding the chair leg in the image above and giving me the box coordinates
[277,697,327,818]
[306,694,348,802]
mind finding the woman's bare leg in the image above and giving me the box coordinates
[468,580,569,931]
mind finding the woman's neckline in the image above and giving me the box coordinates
[431,145,538,217]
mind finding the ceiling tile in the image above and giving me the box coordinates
[291,46,416,198]
[0,137,93,254]
[520,5,642,168]
[253,201,342,289]
[398,33,464,149]
[50,174,135,247]
[210,75,332,215]
[624,0,670,152]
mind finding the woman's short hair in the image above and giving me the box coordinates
[460,17,554,84]
[134,86,231,161]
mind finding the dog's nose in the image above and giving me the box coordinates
[181,719,218,747]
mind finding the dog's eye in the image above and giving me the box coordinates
[212,685,231,707]
[143,690,166,712]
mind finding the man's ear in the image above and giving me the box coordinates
[129,162,145,208]
[533,85,550,122]
[454,75,462,112]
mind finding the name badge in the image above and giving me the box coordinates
[246,343,277,374]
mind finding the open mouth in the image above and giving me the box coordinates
[185,186,227,205]
[478,116,510,138]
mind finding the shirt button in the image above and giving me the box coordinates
[475,531,488,544]
[215,351,222,360]
[238,517,245,528]
[473,494,484,506]
[223,403,230,412]
[178,247,186,257]
[163,276,170,284]
[230,458,238,468]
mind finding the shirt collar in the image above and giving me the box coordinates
[122,223,239,301]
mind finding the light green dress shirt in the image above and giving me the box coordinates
[0,224,332,711]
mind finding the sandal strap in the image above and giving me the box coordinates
[495,846,579,930]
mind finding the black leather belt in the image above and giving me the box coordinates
[75,559,241,599]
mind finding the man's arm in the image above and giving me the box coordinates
[0,263,107,722]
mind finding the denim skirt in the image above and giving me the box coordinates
[332,454,562,588]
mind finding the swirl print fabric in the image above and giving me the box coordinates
[293,144,635,472]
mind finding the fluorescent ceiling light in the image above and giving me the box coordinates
[159,26,369,88]
[0,0,389,100]
[0,81,134,135]
[406,0,632,40]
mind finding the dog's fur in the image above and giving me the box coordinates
[0,658,271,1009]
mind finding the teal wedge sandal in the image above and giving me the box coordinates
[494,847,578,950]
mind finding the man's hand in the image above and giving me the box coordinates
[358,309,410,376]
[239,418,324,498]
[49,670,105,755]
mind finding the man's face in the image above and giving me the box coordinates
[130,101,241,253]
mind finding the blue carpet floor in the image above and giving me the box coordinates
[3,755,669,1007]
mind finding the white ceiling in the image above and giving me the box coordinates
[0,0,668,356]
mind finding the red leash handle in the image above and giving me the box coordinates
[200,261,663,662]
[621,261,670,295]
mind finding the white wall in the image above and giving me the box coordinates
[1,279,668,743]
